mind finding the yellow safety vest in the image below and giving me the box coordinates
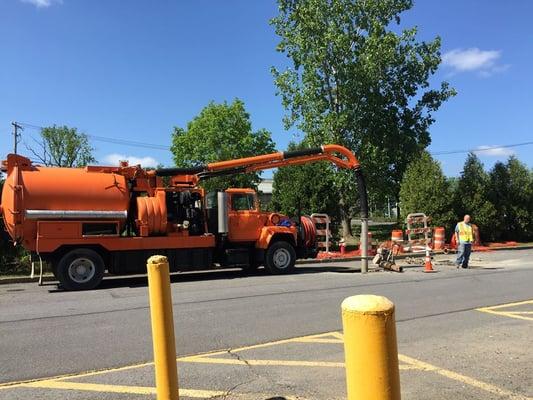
[457,222,473,243]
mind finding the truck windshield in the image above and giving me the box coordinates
[231,193,256,211]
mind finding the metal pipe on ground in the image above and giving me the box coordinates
[380,261,403,272]
[360,219,369,273]
[354,168,369,273]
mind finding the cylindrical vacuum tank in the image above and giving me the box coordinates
[1,159,130,242]
[217,192,229,234]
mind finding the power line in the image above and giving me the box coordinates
[85,135,170,151]
[15,121,533,156]
[431,141,533,156]
[17,122,43,130]
[18,122,171,151]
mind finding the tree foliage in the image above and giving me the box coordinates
[487,157,533,241]
[454,153,497,241]
[27,125,95,167]
[399,151,455,228]
[171,99,275,192]
[505,157,533,241]
[270,141,338,218]
[271,0,455,236]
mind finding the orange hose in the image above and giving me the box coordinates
[300,216,317,248]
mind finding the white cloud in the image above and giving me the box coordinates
[103,153,159,168]
[442,48,509,77]
[21,0,62,7]
[473,145,515,157]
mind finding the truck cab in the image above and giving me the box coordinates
[206,188,316,273]
[227,188,271,242]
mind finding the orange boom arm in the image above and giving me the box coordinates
[156,144,369,219]
[205,144,359,172]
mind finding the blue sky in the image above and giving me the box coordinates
[1,0,531,176]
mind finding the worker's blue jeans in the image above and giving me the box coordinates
[456,243,472,268]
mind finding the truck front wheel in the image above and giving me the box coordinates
[56,249,105,291]
[265,241,296,274]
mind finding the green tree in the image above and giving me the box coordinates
[505,157,533,241]
[454,153,497,241]
[487,157,533,241]
[487,161,511,240]
[270,141,339,218]
[171,99,275,192]
[399,151,455,228]
[271,0,455,237]
[27,125,95,167]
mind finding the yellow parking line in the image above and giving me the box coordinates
[20,380,304,399]
[180,356,345,368]
[6,326,527,400]
[0,360,154,390]
[491,312,533,321]
[0,331,342,389]
[292,337,343,343]
[477,299,533,321]
[506,311,533,314]
[191,331,340,358]
[478,309,533,322]
[22,380,156,395]
[180,355,419,370]
[399,354,532,400]
[329,331,344,340]
[478,299,533,310]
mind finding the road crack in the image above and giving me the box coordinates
[224,349,308,400]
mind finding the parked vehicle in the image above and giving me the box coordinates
[0,144,367,290]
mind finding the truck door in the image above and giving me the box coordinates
[228,192,264,242]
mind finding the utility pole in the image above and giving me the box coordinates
[11,121,23,154]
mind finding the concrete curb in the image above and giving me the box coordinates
[1,245,532,285]
[295,244,533,265]
[0,275,56,285]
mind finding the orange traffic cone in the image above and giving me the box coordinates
[423,249,436,273]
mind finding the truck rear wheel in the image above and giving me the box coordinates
[265,241,296,274]
[56,248,105,291]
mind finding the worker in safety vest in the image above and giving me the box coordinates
[455,215,475,268]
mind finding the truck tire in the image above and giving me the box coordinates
[56,248,105,291]
[265,241,296,274]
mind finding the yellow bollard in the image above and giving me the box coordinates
[341,295,401,400]
[147,255,179,400]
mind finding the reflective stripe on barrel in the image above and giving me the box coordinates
[391,230,403,242]
[433,227,445,250]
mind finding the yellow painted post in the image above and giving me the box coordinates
[147,255,179,400]
[341,295,401,400]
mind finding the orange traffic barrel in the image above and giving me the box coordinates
[450,233,457,249]
[391,230,403,242]
[433,227,445,250]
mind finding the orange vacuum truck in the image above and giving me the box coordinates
[1,144,368,290]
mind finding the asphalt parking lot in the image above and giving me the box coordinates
[0,249,532,399]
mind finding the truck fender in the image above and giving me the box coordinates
[256,226,296,249]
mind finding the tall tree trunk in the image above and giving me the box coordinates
[339,197,354,240]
